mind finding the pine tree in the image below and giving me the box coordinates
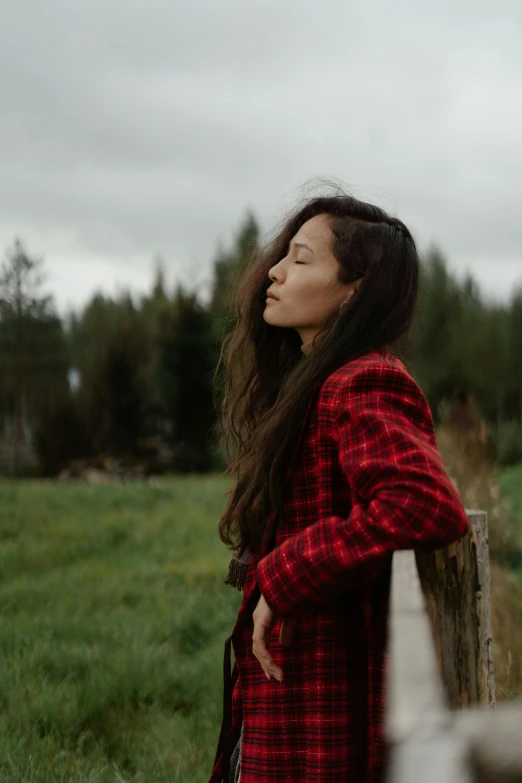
[0,239,68,475]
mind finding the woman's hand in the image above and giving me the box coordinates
[252,594,297,681]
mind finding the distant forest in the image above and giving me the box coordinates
[1,212,521,476]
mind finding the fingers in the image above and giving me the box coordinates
[252,595,295,682]
[279,616,297,647]
[253,617,297,680]
[252,627,283,681]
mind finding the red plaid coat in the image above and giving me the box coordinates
[208,347,470,783]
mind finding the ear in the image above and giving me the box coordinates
[352,276,364,294]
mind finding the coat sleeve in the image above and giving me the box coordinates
[256,361,470,617]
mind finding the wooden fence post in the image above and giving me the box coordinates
[386,509,522,782]
[385,549,471,782]
[415,510,495,708]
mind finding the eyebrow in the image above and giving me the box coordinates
[289,240,314,254]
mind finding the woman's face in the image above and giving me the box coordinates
[263,213,360,352]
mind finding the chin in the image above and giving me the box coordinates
[262,308,278,325]
[263,304,301,330]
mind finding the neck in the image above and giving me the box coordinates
[298,327,320,356]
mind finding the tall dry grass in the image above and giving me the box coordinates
[436,401,522,701]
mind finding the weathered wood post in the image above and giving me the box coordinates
[386,508,522,782]
[415,509,495,708]
[385,548,471,782]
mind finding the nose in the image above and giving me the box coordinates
[268,264,282,282]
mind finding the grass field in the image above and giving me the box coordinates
[0,466,521,782]
[499,463,522,557]
[0,477,241,782]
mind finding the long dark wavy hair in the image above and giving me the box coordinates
[215,186,419,557]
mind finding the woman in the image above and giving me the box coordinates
[208,191,470,783]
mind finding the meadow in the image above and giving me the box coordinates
[0,477,241,782]
[0,467,521,782]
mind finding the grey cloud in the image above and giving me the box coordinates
[0,0,521,311]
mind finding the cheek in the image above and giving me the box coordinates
[262,272,340,326]
[284,275,317,303]
[295,278,338,313]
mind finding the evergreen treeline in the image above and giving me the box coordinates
[0,218,521,477]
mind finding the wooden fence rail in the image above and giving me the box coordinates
[386,509,522,782]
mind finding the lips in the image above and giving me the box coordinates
[266,290,279,300]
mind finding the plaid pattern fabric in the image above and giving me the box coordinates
[209,348,470,783]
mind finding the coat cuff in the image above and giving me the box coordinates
[256,541,298,616]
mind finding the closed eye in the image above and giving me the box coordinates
[294,261,306,264]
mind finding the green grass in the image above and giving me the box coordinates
[0,477,241,782]
[499,462,522,578]
[499,463,522,530]
[1,465,521,780]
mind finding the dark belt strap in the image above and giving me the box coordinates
[221,632,238,783]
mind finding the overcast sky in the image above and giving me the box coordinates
[1,0,521,314]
